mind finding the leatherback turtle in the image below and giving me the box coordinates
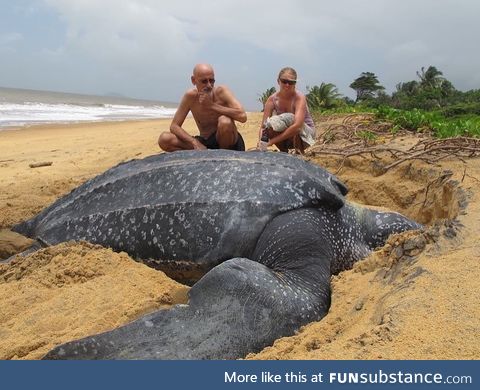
[12,150,421,360]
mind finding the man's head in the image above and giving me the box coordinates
[192,64,215,92]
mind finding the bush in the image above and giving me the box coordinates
[440,103,480,118]
[374,106,480,138]
[431,117,480,138]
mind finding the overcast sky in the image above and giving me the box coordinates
[1,0,479,110]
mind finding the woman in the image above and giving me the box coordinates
[258,67,316,154]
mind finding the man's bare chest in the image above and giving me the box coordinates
[191,105,220,127]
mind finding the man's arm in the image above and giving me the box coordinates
[170,92,206,149]
[200,85,247,123]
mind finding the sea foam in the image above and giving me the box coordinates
[0,102,177,128]
[0,87,177,129]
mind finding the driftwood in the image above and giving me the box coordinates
[308,137,480,174]
[308,114,480,175]
[29,161,53,168]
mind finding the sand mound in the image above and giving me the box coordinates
[0,241,188,359]
[0,229,34,259]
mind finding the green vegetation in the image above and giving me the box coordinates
[375,106,480,138]
[306,83,342,110]
[440,102,480,118]
[257,87,276,111]
[256,65,480,138]
[277,65,480,139]
[356,130,378,143]
[349,72,385,103]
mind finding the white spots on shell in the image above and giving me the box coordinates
[157,243,165,254]
[175,211,185,223]
[144,320,154,328]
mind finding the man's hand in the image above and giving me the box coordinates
[198,88,213,107]
[191,138,207,150]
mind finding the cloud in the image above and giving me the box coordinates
[0,32,23,46]
[43,0,328,61]
[1,0,479,108]
[45,0,196,64]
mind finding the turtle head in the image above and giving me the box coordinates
[361,208,423,249]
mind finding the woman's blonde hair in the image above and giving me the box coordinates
[278,67,297,80]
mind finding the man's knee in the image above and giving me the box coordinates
[216,116,239,149]
[217,115,235,132]
[158,132,175,151]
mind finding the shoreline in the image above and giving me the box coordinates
[0,86,179,130]
[0,111,260,133]
[0,113,263,143]
[0,117,177,133]
[0,118,175,133]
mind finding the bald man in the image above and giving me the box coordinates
[158,64,247,152]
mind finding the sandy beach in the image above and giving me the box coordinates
[0,113,479,360]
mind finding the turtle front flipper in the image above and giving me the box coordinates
[359,207,424,250]
[42,209,334,360]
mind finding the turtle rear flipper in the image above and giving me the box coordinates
[42,209,334,360]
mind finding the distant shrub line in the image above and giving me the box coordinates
[257,65,480,139]
[314,106,480,139]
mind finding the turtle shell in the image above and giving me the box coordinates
[13,150,347,267]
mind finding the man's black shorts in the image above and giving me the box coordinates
[194,132,245,151]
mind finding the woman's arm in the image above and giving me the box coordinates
[268,94,305,145]
[259,97,275,140]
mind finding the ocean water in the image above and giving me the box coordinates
[0,87,178,129]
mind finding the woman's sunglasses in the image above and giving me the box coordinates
[279,78,297,85]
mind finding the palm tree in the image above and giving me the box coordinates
[306,82,342,110]
[395,80,419,96]
[257,87,276,111]
[416,66,444,89]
